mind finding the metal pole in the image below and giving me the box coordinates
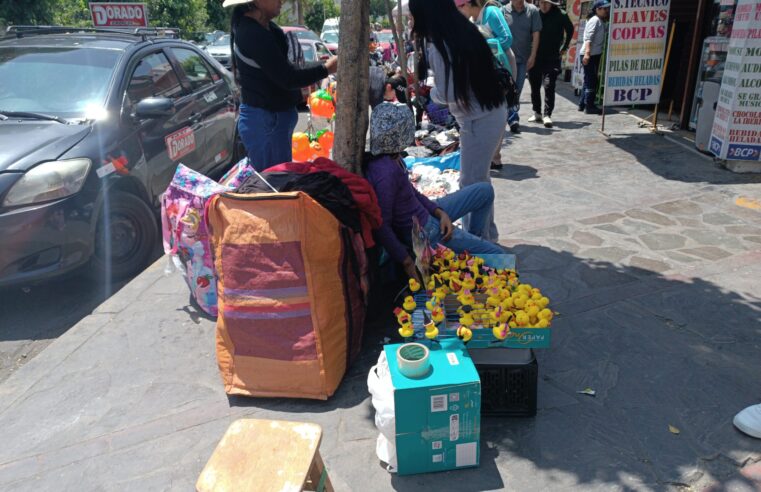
[652,19,677,134]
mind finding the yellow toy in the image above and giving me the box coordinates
[461,274,476,291]
[492,322,510,340]
[538,308,554,322]
[486,288,502,308]
[424,318,439,340]
[515,311,530,327]
[459,312,475,327]
[409,278,421,292]
[398,323,414,338]
[403,296,417,312]
[393,307,411,326]
[431,306,445,324]
[458,289,475,307]
[425,295,440,312]
[456,325,473,343]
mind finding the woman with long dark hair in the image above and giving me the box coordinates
[224,0,337,171]
[410,0,506,241]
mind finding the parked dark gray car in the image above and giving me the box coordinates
[0,27,242,286]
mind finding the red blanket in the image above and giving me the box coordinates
[265,158,382,247]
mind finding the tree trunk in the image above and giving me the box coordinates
[296,0,304,25]
[333,0,370,174]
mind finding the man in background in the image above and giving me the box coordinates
[528,0,573,128]
[502,0,542,133]
[579,0,609,114]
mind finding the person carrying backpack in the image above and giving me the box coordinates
[224,0,338,171]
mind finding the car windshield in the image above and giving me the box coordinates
[293,30,320,41]
[322,31,339,43]
[378,32,394,43]
[211,35,230,46]
[0,46,121,119]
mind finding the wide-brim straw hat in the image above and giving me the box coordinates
[222,0,253,7]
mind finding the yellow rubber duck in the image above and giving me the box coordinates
[424,319,439,340]
[538,308,554,322]
[459,312,475,327]
[393,307,411,326]
[458,289,475,307]
[409,278,421,293]
[398,322,414,338]
[456,325,473,343]
[431,306,445,324]
[486,288,501,308]
[403,296,417,312]
[492,322,510,340]
[461,274,475,291]
[425,295,440,312]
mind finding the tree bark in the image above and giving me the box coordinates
[333,0,370,174]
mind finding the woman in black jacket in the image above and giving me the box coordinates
[224,0,338,171]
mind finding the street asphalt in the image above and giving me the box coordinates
[0,84,759,491]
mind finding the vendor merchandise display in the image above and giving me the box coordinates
[291,129,334,161]
[408,165,461,199]
[395,246,554,349]
[368,338,481,475]
[207,191,365,399]
[161,160,254,316]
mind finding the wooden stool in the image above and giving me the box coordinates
[196,418,334,492]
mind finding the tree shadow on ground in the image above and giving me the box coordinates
[346,244,760,490]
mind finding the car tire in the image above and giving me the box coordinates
[91,191,157,281]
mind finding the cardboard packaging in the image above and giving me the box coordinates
[384,338,481,475]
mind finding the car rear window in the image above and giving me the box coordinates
[0,46,121,118]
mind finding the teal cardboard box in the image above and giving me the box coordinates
[384,338,481,475]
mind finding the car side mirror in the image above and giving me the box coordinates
[134,97,175,119]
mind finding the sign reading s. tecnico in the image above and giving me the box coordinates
[89,2,148,27]
[603,0,671,106]
[710,0,761,162]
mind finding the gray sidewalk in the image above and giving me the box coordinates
[1,83,760,491]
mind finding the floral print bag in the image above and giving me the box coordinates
[161,160,254,316]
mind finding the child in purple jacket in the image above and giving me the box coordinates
[364,102,504,280]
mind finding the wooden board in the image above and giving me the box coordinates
[196,419,322,492]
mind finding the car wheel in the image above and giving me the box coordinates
[91,191,157,281]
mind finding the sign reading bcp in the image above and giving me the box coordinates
[603,0,671,106]
[89,2,148,27]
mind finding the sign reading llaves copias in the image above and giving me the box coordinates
[710,0,761,162]
[603,0,671,106]
[89,2,148,27]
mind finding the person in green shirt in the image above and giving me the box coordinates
[527,0,573,128]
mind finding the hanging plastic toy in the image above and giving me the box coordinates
[309,89,335,119]
[291,132,311,161]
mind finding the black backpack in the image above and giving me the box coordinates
[285,31,305,68]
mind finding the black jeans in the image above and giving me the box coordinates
[529,58,561,117]
[579,54,602,109]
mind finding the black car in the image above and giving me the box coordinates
[0,27,242,287]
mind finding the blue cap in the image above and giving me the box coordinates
[593,0,610,8]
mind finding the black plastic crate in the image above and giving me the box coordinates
[469,347,538,417]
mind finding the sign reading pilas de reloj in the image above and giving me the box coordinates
[710,0,761,162]
[603,0,671,106]
[89,3,148,27]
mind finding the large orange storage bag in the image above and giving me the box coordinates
[207,191,365,399]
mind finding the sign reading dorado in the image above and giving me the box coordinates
[89,2,148,27]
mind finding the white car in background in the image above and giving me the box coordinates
[204,34,231,68]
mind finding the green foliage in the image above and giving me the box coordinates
[369,0,387,18]
[1,0,226,37]
[304,0,340,33]
[0,0,58,27]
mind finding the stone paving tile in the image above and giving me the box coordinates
[625,209,677,226]
[639,232,688,251]
[679,246,734,261]
[652,199,704,216]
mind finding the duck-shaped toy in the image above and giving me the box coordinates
[459,312,475,328]
[492,322,510,340]
[393,307,411,326]
[486,288,502,308]
[425,295,440,312]
[398,322,414,338]
[431,306,445,324]
[423,314,439,341]
[457,289,475,307]
[456,325,473,343]
[409,278,421,293]
[461,274,476,292]
[402,295,417,312]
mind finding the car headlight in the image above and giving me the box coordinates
[3,158,91,207]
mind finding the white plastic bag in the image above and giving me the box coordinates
[367,351,398,472]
